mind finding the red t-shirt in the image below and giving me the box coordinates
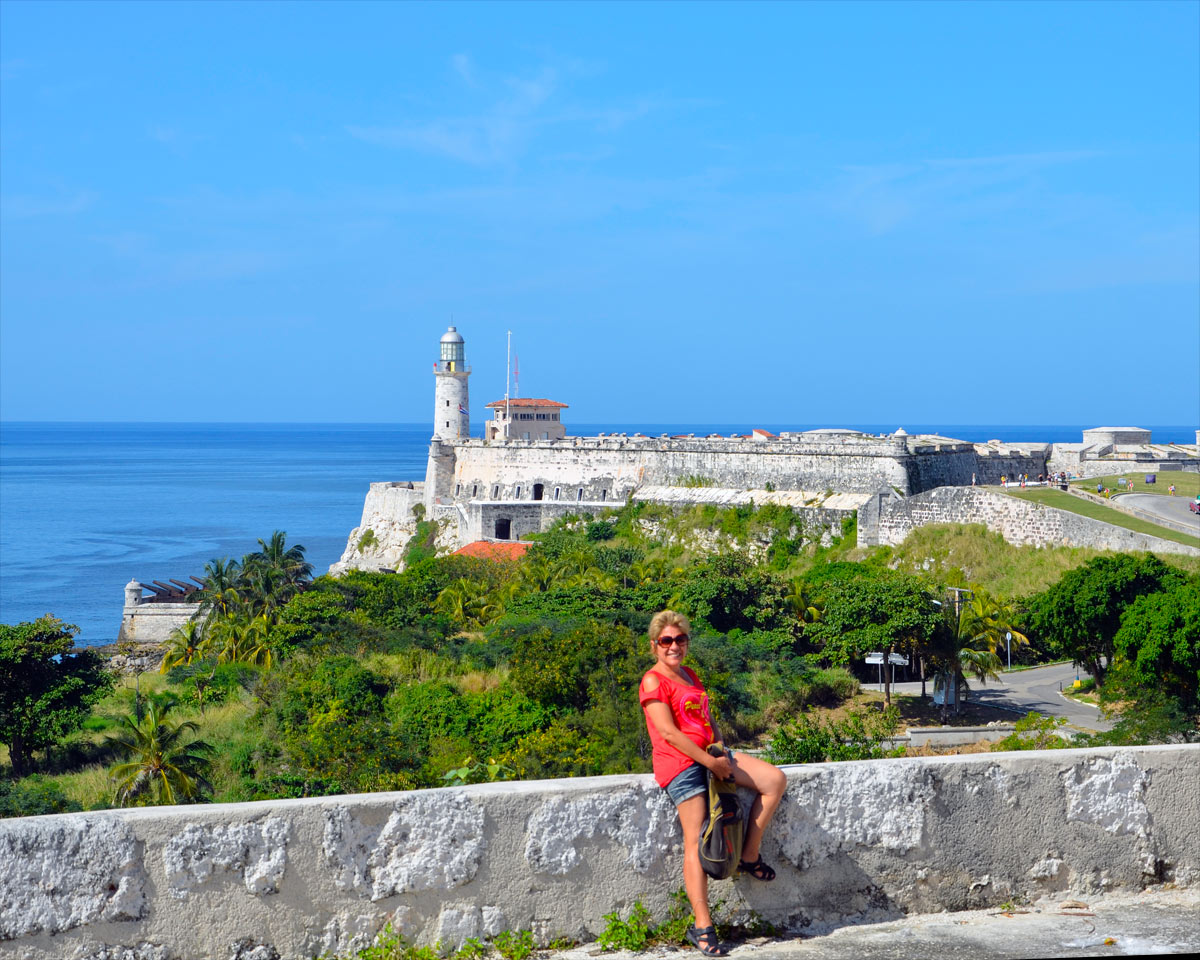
[639,666,717,787]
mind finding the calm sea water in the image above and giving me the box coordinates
[1,421,1194,647]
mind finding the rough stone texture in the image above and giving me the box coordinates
[3,746,1198,959]
[867,486,1199,555]
[329,480,425,575]
[0,815,146,939]
[322,792,485,900]
[163,817,289,898]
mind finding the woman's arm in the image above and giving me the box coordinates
[642,681,734,780]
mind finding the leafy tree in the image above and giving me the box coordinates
[675,554,790,634]
[805,573,941,705]
[1108,578,1200,714]
[1025,554,1181,686]
[0,616,114,777]
[107,698,214,806]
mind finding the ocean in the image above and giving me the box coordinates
[1,421,1195,648]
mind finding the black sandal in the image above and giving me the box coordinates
[739,855,776,881]
[686,925,728,957]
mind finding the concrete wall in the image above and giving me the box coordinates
[868,486,1200,555]
[2,746,1196,960]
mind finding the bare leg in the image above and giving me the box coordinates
[730,752,787,864]
[676,793,712,928]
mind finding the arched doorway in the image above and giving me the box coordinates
[532,483,544,501]
[494,518,512,540]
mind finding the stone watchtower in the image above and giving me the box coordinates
[425,326,471,511]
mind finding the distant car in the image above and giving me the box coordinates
[1191,497,1200,515]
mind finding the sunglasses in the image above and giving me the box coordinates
[655,634,690,647]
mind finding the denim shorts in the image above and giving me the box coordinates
[663,762,708,805]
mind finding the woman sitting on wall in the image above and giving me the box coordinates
[639,610,787,957]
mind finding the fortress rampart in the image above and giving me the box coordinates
[437,434,979,504]
[867,486,1200,555]
[4,746,1197,960]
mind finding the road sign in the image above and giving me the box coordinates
[888,653,909,666]
[865,653,885,665]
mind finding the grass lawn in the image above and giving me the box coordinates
[1072,472,1200,499]
[1002,487,1200,549]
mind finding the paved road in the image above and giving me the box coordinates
[889,662,1113,732]
[561,889,1200,959]
[1113,491,1200,533]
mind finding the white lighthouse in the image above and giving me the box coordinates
[432,325,470,441]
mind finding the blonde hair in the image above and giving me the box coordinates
[648,609,692,646]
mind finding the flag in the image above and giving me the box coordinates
[459,404,467,415]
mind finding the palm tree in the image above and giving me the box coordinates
[435,578,491,627]
[208,614,275,667]
[107,698,213,806]
[784,578,824,627]
[246,530,313,590]
[929,602,1006,718]
[159,621,206,674]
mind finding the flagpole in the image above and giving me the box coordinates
[505,330,511,440]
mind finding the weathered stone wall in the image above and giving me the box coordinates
[116,601,197,644]
[868,486,1200,555]
[3,746,1197,960]
[443,436,925,503]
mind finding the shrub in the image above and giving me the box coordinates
[0,775,82,818]
[765,706,902,764]
[992,712,1071,751]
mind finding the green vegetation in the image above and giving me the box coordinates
[1003,487,1200,548]
[357,528,379,552]
[0,616,113,777]
[1072,472,1200,499]
[2,503,1196,818]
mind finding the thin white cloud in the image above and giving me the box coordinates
[0,189,97,218]
[831,151,1105,234]
[347,56,677,166]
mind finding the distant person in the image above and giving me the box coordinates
[1170,484,1177,496]
[971,473,977,486]
[1001,475,1007,488]
[639,610,786,957]
[1097,482,1104,494]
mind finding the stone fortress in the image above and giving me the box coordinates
[331,326,1200,574]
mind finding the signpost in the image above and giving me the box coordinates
[865,652,910,690]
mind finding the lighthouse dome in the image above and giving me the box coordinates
[441,326,465,344]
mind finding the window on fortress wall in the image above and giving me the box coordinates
[554,487,560,500]
[446,400,450,407]
[455,484,461,496]
[601,489,608,501]
[515,486,522,498]
[553,413,559,420]
[492,485,499,498]
[577,488,583,501]
[446,421,450,428]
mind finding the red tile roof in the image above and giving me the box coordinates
[484,398,569,408]
[453,540,532,560]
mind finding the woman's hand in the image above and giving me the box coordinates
[706,751,734,781]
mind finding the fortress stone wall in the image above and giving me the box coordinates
[868,486,1200,555]
[3,746,1197,960]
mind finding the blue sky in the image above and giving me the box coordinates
[1,1,1197,426]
